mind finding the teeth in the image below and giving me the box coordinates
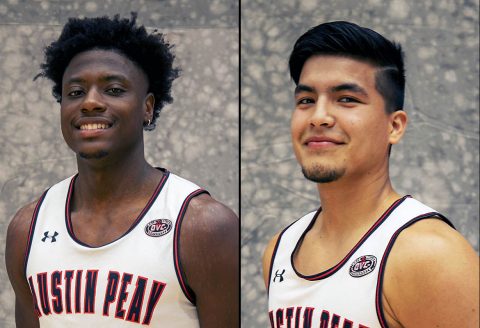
[80,123,109,130]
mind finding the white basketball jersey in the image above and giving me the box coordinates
[268,196,453,328]
[25,169,206,327]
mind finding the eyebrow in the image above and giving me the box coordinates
[294,83,369,97]
[65,74,128,85]
[294,84,315,95]
[330,83,368,96]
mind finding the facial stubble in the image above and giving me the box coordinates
[301,163,346,183]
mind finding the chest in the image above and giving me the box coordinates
[69,204,146,246]
[293,230,366,276]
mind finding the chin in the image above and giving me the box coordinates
[301,164,345,183]
[79,150,109,160]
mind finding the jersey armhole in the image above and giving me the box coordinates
[375,212,454,327]
[23,189,50,279]
[267,218,301,293]
[173,188,210,305]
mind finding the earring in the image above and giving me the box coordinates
[148,119,151,126]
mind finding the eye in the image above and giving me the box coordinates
[66,89,84,98]
[338,96,359,103]
[296,98,315,106]
[106,87,125,96]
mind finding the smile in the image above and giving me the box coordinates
[79,123,111,130]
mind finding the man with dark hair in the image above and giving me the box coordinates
[6,14,238,327]
[263,21,478,328]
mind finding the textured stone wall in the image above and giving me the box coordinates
[241,0,479,327]
[0,1,238,326]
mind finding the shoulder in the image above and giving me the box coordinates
[7,200,39,251]
[383,217,479,327]
[180,193,238,271]
[179,194,239,324]
[182,193,238,234]
[6,200,42,327]
[6,200,40,286]
[388,217,476,270]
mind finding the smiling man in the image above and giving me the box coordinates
[5,14,238,327]
[263,21,478,328]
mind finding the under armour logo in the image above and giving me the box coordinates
[41,231,59,243]
[273,269,285,282]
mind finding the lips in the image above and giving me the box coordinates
[304,135,344,145]
[80,123,111,130]
[73,117,114,130]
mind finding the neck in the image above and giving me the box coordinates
[74,145,158,205]
[315,167,401,235]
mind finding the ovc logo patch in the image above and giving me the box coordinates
[144,219,172,237]
[349,255,377,278]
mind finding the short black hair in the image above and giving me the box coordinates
[37,12,179,130]
[289,21,405,113]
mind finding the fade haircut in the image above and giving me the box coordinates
[289,21,405,113]
[36,12,179,130]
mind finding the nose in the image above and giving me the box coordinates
[81,88,106,112]
[309,98,335,128]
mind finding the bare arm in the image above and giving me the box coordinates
[5,201,40,328]
[262,233,281,290]
[383,219,479,328]
[180,194,239,327]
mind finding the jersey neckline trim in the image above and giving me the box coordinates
[290,195,411,281]
[64,168,170,248]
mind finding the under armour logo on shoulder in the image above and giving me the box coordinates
[273,269,285,282]
[42,231,59,243]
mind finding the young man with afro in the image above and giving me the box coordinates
[6,13,238,327]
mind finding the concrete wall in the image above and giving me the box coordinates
[241,0,479,327]
[0,1,238,326]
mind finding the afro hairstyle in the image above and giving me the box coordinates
[37,12,180,130]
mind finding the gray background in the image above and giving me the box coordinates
[241,0,479,327]
[0,1,238,326]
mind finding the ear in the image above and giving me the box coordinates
[143,93,155,122]
[388,110,408,145]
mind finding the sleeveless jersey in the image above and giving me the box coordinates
[24,169,207,327]
[267,196,454,328]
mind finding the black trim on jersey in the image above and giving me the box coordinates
[266,213,316,294]
[64,169,170,248]
[375,212,454,328]
[173,188,210,305]
[291,196,410,281]
[23,189,49,279]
